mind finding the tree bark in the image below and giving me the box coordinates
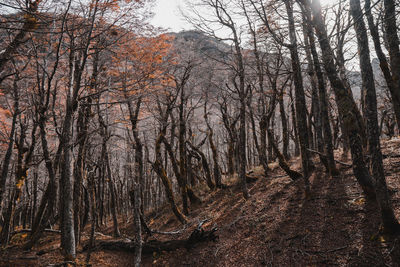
[373,0,400,129]
[187,141,215,190]
[285,0,313,195]
[302,5,339,176]
[304,0,375,197]
[278,90,289,160]
[130,184,142,267]
[267,130,303,181]
[91,222,218,254]
[105,150,121,238]
[153,131,188,225]
[0,79,19,210]
[204,100,222,187]
[178,80,189,215]
[350,0,400,232]
[59,97,76,260]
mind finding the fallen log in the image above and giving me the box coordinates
[85,221,218,254]
[245,175,259,183]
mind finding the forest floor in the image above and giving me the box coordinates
[1,138,400,267]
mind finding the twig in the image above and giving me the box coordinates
[326,246,348,253]
[285,234,303,241]
[305,245,348,254]
[196,219,209,230]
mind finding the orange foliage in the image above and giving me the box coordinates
[0,106,12,144]
[110,33,175,97]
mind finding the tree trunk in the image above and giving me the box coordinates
[350,0,400,233]
[204,102,223,187]
[267,130,303,181]
[85,167,97,266]
[153,131,187,224]
[285,0,313,195]
[302,6,339,176]
[188,142,215,190]
[1,115,36,245]
[289,86,300,157]
[370,0,400,129]
[130,183,142,267]
[73,99,91,245]
[304,31,328,171]
[178,84,189,215]
[59,102,76,260]
[239,97,250,199]
[305,0,375,197]
[0,79,19,208]
[278,92,289,160]
[105,151,121,238]
[91,222,218,255]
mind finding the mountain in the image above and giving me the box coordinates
[169,30,231,60]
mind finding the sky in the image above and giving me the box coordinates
[150,0,335,33]
[151,0,191,32]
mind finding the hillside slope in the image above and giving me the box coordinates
[141,140,400,266]
[1,138,400,267]
[144,138,400,266]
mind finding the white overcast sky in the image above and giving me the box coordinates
[150,0,335,33]
[151,0,191,32]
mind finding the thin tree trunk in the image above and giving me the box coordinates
[178,100,189,215]
[289,87,300,157]
[73,98,91,244]
[204,101,222,187]
[0,79,19,208]
[130,183,142,267]
[278,92,289,160]
[85,168,97,266]
[1,118,37,245]
[105,150,121,237]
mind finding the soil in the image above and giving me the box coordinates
[1,138,400,267]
